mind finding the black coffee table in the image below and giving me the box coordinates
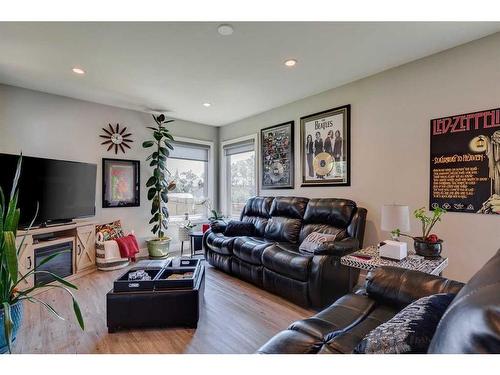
[106,263,205,332]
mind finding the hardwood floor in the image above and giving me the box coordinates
[14,262,314,354]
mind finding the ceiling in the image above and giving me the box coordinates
[0,22,499,126]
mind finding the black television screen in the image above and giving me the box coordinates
[0,153,97,228]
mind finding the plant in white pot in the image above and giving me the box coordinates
[143,114,177,258]
[0,156,84,354]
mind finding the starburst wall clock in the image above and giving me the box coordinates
[100,123,133,154]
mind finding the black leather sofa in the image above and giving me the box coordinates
[203,196,367,308]
[257,249,500,354]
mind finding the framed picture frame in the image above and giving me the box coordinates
[261,121,294,189]
[300,104,350,187]
[102,158,140,208]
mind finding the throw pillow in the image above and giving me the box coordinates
[96,220,125,241]
[299,231,339,253]
[354,293,456,354]
[224,221,256,237]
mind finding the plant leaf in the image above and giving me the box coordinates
[142,141,154,148]
[10,155,22,201]
[72,297,85,330]
[147,188,157,201]
[146,176,157,187]
[3,231,18,284]
[2,302,13,353]
[25,296,65,321]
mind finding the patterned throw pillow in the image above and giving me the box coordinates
[354,293,456,354]
[95,220,125,241]
[299,231,339,253]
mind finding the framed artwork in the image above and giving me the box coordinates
[300,104,350,187]
[261,121,294,189]
[430,107,500,214]
[102,158,140,208]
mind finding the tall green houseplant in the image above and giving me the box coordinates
[0,156,84,354]
[143,114,176,258]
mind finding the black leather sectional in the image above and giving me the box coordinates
[203,196,367,308]
[258,249,500,354]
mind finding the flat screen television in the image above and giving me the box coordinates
[0,153,97,228]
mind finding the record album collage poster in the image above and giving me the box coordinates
[261,121,294,189]
[300,105,350,186]
[430,107,500,215]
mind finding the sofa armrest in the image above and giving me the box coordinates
[209,220,227,233]
[365,266,464,309]
[313,237,360,256]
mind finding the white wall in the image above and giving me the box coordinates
[0,84,218,255]
[220,32,500,282]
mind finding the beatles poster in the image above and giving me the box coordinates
[300,105,350,186]
[261,121,294,189]
[430,107,500,214]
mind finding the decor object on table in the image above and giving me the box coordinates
[0,155,84,354]
[430,108,500,215]
[95,220,131,271]
[143,114,176,258]
[392,207,446,258]
[354,293,456,354]
[379,204,410,260]
[300,105,350,186]
[261,121,294,189]
[99,123,133,154]
[202,199,225,223]
[102,159,140,208]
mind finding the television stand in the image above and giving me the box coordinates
[16,220,97,294]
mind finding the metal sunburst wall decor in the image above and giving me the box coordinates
[100,123,133,154]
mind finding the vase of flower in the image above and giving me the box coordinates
[413,236,443,258]
[0,301,23,354]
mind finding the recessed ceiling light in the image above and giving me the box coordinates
[284,59,297,67]
[203,102,211,107]
[72,67,85,75]
[217,24,234,36]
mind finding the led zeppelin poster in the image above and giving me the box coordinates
[430,107,500,214]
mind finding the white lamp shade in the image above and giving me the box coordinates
[381,205,410,232]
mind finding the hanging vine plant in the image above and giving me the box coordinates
[142,114,176,258]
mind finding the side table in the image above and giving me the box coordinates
[341,245,449,276]
[189,231,204,258]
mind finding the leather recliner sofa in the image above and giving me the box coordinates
[203,196,367,308]
[257,249,500,354]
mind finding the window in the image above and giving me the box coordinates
[222,137,257,218]
[167,140,212,219]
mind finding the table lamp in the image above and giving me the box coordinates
[380,204,410,260]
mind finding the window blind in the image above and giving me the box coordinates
[168,141,209,162]
[223,139,255,156]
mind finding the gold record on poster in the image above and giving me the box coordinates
[312,152,334,176]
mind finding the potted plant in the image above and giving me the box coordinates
[1,156,84,354]
[392,206,446,257]
[143,114,176,258]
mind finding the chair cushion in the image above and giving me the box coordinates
[204,232,236,255]
[429,249,500,354]
[264,197,309,243]
[233,236,274,265]
[299,198,355,243]
[240,196,274,237]
[224,221,256,237]
[262,244,312,282]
